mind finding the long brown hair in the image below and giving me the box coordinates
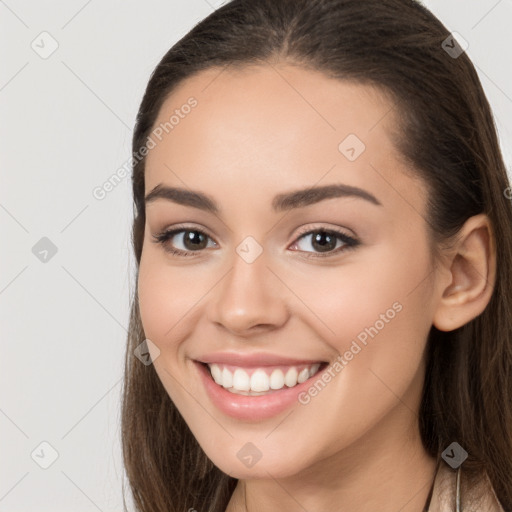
[121,1,512,510]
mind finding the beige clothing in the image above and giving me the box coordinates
[428,463,505,512]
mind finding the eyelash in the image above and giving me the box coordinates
[151,224,360,259]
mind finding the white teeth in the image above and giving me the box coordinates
[297,368,309,383]
[206,362,323,394]
[250,370,270,392]
[232,368,250,391]
[284,367,298,387]
[269,369,285,389]
[210,364,222,384]
[222,367,233,388]
[309,363,320,377]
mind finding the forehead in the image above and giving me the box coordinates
[144,63,426,216]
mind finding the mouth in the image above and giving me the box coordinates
[199,361,329,396]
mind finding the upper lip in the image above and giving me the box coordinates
[195,352,326,367]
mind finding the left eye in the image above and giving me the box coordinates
[152,226,359,258]
[290,229,359,256]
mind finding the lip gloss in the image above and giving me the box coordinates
[194,361,323,421]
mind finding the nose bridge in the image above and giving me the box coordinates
[208,236,288,334]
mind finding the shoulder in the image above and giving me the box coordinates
[473,471,507,512]
[428,463,505,512]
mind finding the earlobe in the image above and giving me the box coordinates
[432,214,496,332]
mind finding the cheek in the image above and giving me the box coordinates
[137,251,205,346]
[285,241,434,425]
[287,244,432,355]
[266,248,432,456]
[137,259,201,404]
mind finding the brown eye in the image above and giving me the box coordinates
[290,227,360,258]
[309,231,338,252]
[180,230,209,250]
[152,227,216,256]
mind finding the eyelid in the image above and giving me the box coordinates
[293,222,357,240]
[154,222,217,242]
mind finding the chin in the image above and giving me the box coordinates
[197,436,316,480]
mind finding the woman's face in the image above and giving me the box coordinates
[138,64,443,479]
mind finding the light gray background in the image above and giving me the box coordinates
[1,1,511,510]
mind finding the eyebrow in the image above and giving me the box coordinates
[144,183,382,213]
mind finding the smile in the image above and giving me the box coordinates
[194,355,331,420]
[207,362,324,395]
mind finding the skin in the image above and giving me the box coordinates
[137,63,496,511]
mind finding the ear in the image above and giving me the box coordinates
[432,213,496,332]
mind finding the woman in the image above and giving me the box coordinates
[121,1,512,510]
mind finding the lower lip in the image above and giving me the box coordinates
[194,361,326,421]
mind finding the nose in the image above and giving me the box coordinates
[207,248,290,336]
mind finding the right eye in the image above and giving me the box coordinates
[152,226,217,257]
